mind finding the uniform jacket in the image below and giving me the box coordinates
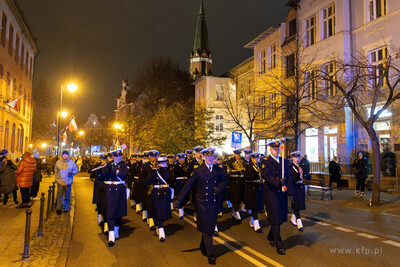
[0,159,18,194]
[244,161,263,211]
[187,157,203,177]
[55,158,79,186]
[261,155,288,225]
[177,163,228,235]
[16,156,37,188]
[287,163,306,211]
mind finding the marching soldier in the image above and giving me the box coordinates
[102,150,129,247]
[244,152,264,233]
[288,151,306,231]
[90,155,108,232]
[127,154,137,209]
[143,156,174,242]
[227,149,246,222]
[174,153,188,219]
[261,140,288,255]
[176,148,228,265]
[140,150,158,230]
[131,154,144,213]
[187,146,204,222]
[185,150,194,164]
[167,154,176,211]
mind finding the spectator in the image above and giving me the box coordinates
[76,157,83,172]
[300,155,311,181]
[31,152,44,200]
[15,152,37,208]
[0,149,18,205]
[55,151,79,214]
[353,151,367,197]
[329,156,342,190]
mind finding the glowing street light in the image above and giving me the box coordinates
[114,123,122,129]
[79,130,85,136]
[29,144,33,148]
[41,143,47,148]
[67,83,78,93]
[61,110,68,118]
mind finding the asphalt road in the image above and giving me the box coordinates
[66,174,400,267]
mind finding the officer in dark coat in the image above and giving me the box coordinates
[127,154,137,209]
[227,149,246,222]
[102,150,129,247]
[261,140,288,255]
[90,155,108,230]
[131,154,143,213]
[174,153,188,219]
[140,150,158,230]
[288,151,306,232]
[176,147,228,265]
[244,152,264,233]
[186,146,204,222]
[143,156,174,242]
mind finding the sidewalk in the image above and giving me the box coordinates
[303,187,400,241]
[0,175,75,267]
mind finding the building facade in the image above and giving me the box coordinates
[0,0,37,157]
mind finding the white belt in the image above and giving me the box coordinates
[153,185,169,188]
[104,181,125,185]
[230,175,244,178]
[133,176,139,180]
[246,180,261,183]
[176,177,187,180]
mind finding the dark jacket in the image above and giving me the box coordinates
[0,159,18,194]
[177,163,228,235]
[329,160,342,182]
[34,158,44,183]
[287,163,306,211]
[353,158,367,179]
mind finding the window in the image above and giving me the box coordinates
[305,15,316,47]
[286,53,295,77]
[323,62,337,96]
[216,84,224,100]
[369,0,387,21]
[25,51,28,74]
[288,19,296,37]
[1,12,6,47]
[322,4,335,39]
[4,121,9,150]
[368,46,388,87]
[20,43,25,70]
[8,24,13,55]
[268,44,276,70]
[305,70,318,101]
[216,115,224,132]
[258,96,266,120]
[11,123,15,152]
[248,79,251,95]
[15,34,19,63]
[259,50,266,74]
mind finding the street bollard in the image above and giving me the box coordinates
[21,207,32,261]
[37,192,45,237]
[46,186,51,222]
[51,182,56,211]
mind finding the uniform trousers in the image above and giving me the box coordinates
[156,219,164,228]
[267,225,283,249]
[250,211,258,220]
[108,218,121,231]
[200,233,214,256]
[291,199,300,218]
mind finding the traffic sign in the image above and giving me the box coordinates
[232,132,242,143]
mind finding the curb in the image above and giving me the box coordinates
[303,214,400,242]
[56,184,76,267]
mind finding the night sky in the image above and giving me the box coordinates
[16,0,289,121]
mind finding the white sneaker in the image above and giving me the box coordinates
[178,208,184,219]
[98,214,104,225]
[108,231,115,246]
[158,227,165,242]
[297,219,304,232]
[290,213,297,226]
[136,204,141,213]
[254,219,262,233]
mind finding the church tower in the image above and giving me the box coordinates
[190,1,212,80]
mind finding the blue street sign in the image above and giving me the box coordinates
[232,132,242,143]
[91,145,100,153]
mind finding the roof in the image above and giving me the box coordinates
[244,25,280,49]
[192,1,210,54]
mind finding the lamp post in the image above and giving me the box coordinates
[41,143,47,156]
[56,83,77,157]
[78,130,85,156]
[114,123,122,150]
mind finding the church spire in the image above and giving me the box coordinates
[190,1,212,80]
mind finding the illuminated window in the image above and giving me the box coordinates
[1,12,7,47]
[268,44,276,70]
[258,50,266,74]
[8,24,13,55]
[286,53,295,77]
[369,0,387,22]
[322,4,335,39]
[368,46,388,87]
[305,15,316,47]
[323,62,337,96]
[215,115,224,132]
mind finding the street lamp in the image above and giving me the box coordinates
[61,110,68,118]
[41,142,47,156]
[114,123,122,149]
[78,130,85,136]
[57,83,77,157]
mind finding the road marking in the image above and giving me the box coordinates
[382,240,400,247]
[334,227,355,233]
[172,211,284,267]
[80,177,90,180]
[356,233,378,239]
[315,221,330,226]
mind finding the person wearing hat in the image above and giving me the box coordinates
[261,140,288,255]
[143,156,174,242]
[173,153,188,219]
[102,150,129,246]
[126,154,138,209]
[0,150,18,205]
[288,151,306,232]
[186,146,204,222]
[15,152,36,208]
[139,150,158,230]
[227,148,246,222]
[131,153,144,213]
[244,153,264,233]
[31,152,45,200]
[167,154,176,211]
[89,155,108,230]
[185,150,193,164]
[353,151,367,197]
[176,147,228,265]
[55,151,79,214]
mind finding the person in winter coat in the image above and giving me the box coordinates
[31,152,44,200]
[55,151,79,214]
[329,156,342,190]
[15,152,37,208]
[353,151,368,197]
[0,150,18,205]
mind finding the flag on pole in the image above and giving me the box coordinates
[61,131,67,143]
[68,117,78,132]
[7,95,24,109]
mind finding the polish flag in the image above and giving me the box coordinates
[7,95,24,109]
[61,131,67,143]
[68,118,78,132]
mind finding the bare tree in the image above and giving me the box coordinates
[319,50,400,206]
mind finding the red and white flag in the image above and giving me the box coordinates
[7,95,24,109]
[68,117,78,132]
[61,131,67,143]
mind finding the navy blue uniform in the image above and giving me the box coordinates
[91,163,107,220]
[287,163,306,211]
[227,157,246,210]
[244,161,264,212]
[186,158,203,205]
[174,161,188,198]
